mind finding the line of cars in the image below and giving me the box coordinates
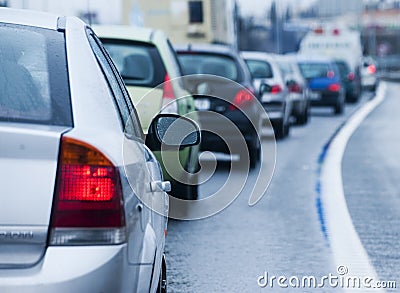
[0,8,380,293]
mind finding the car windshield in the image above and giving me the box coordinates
[245,59,273,79]
[101,39,167,88]
[298,62,331,79]
[0,23,71,126]
[178,53,239,81]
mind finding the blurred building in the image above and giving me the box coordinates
[5,0,122,24]
[316,0,363,17]
[123,0,237,46]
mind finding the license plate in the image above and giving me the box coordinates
[310,91,321,100]
[194,99,210,111]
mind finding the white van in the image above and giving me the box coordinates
[299,24,362,71]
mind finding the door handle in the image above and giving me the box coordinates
[149,181,171,193]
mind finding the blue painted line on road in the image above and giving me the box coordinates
[315,120,347,244]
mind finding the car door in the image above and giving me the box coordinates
[86,29,167,267]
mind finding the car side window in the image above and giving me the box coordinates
[86,29,143,141]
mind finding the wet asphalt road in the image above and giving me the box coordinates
[343,82,400,290]
[164,86,398,292]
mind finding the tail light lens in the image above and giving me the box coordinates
[348,72,355,81]
[229,89,254,110]
[161,74,178,114]
[328,83,341,92]
[50,137,126,246]
[271,85,282,94]
[367,65,376,74]
[288,83,302,93]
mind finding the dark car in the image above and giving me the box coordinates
[297,57,346,115]
[334,59,361,103]
[175,44,262,168]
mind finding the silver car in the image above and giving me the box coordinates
[241,51,293,139]
[0,8,200,293]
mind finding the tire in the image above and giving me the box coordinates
[297,107,309,125]
[334,101,344,115]
[171,178,198,200]
[274,119,287,140]
[248,138,261,169]
[157,255,167,293]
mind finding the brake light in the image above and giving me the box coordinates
[50,137,126,246]
[161,74,178,114]
[327,70,335,78]
[314,27,324,34]
[328,83,341,92]
[348,72,355,81]
[332,28,340,35]
[367,65,376,74]
[229,89,253,110]
[271,85,282,94]
[288,83,302,93]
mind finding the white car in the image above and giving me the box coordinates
[0,8,200,293]
[361,56,378,91]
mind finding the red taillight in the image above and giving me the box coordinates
[367,65,376,74]
[50,137,125,245]
[348,72,355,81]
[327,70,335,78]
[162,74,175,100]
[288,83,302,93]
[329,83,341,92]
[271,85,282,94]
[161,74,178,113]
[229,89,254,110]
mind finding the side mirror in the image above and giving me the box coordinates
[146,114,201,152]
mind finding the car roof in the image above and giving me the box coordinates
[295,55,334,63]
[92,25,161,44]
[0,8,59,30]
[175,43,237,56]
[240,51,279,62]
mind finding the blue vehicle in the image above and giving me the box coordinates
[297,57,345,115]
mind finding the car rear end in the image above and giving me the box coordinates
[334,59,361,102]
[242,52,291,138]
[298,59,345,114]
[176,46,261,157]
[0,11,157,293]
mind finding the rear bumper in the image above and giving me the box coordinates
[310,91,342,107]
[0,245,151,293]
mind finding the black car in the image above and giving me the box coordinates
[334,59,361,103]
[175,44,262,168]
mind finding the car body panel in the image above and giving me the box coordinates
[0,9,168,293]
[176,45,262,151]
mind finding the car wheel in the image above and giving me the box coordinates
[297,105,309,125]
[274,119,286,140]
[248,137,261,169]
[334,101,344,115]
[157,255,167,293]
[170,177,198,200]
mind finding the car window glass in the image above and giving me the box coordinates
[87,31,143,140]
[245,59,273,79]
[178,53,238,81]
[101,39,166,88]
[298,63,331,79]
[0,24,71,126]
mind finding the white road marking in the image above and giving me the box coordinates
[320,83,387,292]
